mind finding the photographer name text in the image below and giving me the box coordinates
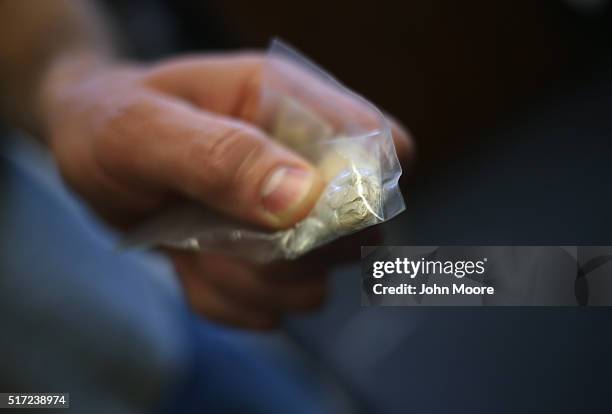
[370,258,494,296]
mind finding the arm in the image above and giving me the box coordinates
[0,0,413,329]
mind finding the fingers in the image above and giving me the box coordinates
[385,114,415,166]
[145,53,414,166]
[170,251,328,330]
[96,92,324,229]
[173,253,280,329]
[207,258,328,312]
[143,53,265,122]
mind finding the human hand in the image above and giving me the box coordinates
[40,52,413,328]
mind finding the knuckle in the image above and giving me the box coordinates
[246,313,281,330]
[101,98,154,138]
[189,127,267,193]
[95,98,157,169]
[287,285,328,311]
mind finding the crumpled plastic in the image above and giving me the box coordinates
[122,39,405,263]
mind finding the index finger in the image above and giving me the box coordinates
[144,53,413,165]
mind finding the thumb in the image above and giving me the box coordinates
[102,94,324,229]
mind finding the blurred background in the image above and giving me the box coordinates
[2,0,612,413]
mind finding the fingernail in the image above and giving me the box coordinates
[261,167,314,216]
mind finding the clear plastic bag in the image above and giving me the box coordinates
[123,39,405,263]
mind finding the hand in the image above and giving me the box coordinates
[40,52,413,329]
